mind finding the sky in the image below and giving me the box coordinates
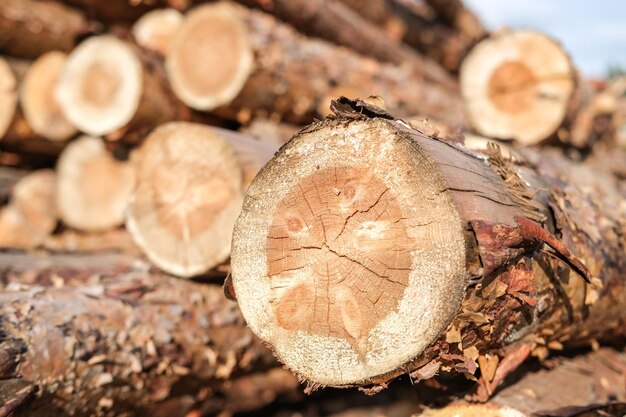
[464,0,626,77]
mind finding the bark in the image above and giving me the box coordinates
[460,30,578,145]
[0,251,294,417]
[56,136,136,232]
[61,0,175,23]
[56,35,180,138]
[338,0,478,72]
[423,0,486,42]
[230,98,626,396]
[126,122,275,278]
[0,0,93,59]
[167,3,464,127]
[232,0,455,88]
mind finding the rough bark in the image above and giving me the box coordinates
[167,2,464,127]
[460,30,578,145]
[0,251,294,417]
[230,98,626,396]
[423,0,486,42]
[61,0,174,23]
[0,0,93,59]
[56,136,136,232]
[232,0,456,88]
[126,122,275,278]
[338,0,479,72]
[56,35,179,137]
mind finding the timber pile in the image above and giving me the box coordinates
[0,0,624,416]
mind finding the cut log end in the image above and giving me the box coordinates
[22,51,77,141]
[461,30,575,144]
[166,2,253,111]
[126,122,245,278]
[57,136,135,232]
[55,35,143,136]
[0,169,57,249]
[232,118,468,386]
[0,57,18,138]
[132,8,183,56]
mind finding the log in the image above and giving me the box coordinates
[55,35,178,137]
[339,0,476,72]
[0,0,92,59]
[21,51,77,142]
[423,0,486,42]
[166,2,465,127]
[0,170,57,249]
[0,57,67,161]
[61,0,169,23]
[230,98,626,394]
[0,251,294,417]
[131,8,183,57]
[460,30,577,144]
[56,136,135,232]
[419,347,626,417]
[232,0,456,88]
[126,122,275,278]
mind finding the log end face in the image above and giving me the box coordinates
[0,57,18,139]
[55,36,143,136]
[461,30,575,144]
[167,2,253,111]
[232,119,469,386]
[126,122,244,278]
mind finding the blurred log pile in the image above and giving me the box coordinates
[0,0,624,416]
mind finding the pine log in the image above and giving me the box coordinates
[338,0,477,72]
[55,35,178,137]
[460,30,577,144]
[0,251,294,417]
[166,2,465,127]
[56,136,135,232]
[0,0,92,59]
[423,0,486,42]
[0,57,67,161]
[132,8,183,57]
[21,51,77,142]
[0,170,57,250]
[232,0,456,88]
[230,98,626,394]
[61,0,168,23]
[126,122,275,278]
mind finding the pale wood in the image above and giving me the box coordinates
[0,170,57,249]
[132,8,183,56]
[166,2,254,111]
[126,122,246,277]
[0,57,17,140]
[56,35,176,137]
[56,136,135,232]
[231,99,626,394]
[21,51,77,142]
[460,30,576,144]
[167,2,465,126]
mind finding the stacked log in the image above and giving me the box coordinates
[0,0,625,415]
[230,98,625,396]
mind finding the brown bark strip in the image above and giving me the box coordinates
[0,252,292,417]
[230,98,626,395]
[232,0,456,88]
[171,3,465,127]
[0,0,93,59]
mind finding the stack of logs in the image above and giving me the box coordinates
[0,0,625,416]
